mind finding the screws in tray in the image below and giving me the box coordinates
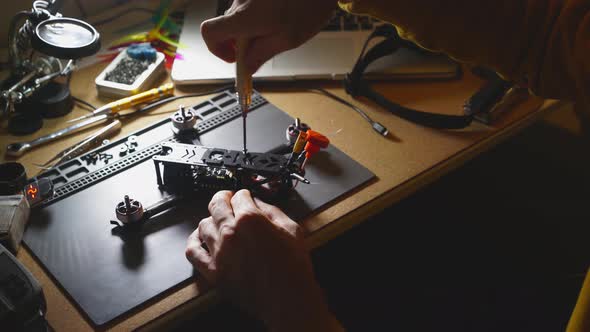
[119,144,128,156]
[119,136,139,156]
[126,135,138,152]
[82,152,113,165]
[104,57,153,85]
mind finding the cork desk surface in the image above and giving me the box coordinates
[0,62,563,331]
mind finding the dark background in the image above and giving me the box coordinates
[172,115,590,331]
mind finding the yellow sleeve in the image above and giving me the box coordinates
[339,0,590,108]
[567,270,590,332]
[339,1,590,328]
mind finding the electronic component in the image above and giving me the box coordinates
[111,194,181,229]
[23,178,54,208]
[285,118,310,144]
[0,167,52,252]
[154,142,309,195]
[0,243,47,330]
[171,105,197,135]
[110,130,327,230]
[111,140,311,229]
[114,195,145,225]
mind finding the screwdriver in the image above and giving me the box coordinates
[67,83,175,123]
[235,39,252,155]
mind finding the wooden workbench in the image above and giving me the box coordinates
[0,62,563,331]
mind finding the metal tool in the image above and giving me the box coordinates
[5,114,111,157]
[41,120,122,167]
[67,83,174,123]
[2,1,100,119]
[235,39,252,154]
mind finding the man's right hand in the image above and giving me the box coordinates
[185,190,343,332]
[200,0,339,75]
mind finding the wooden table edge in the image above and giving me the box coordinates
[134,99,565,331]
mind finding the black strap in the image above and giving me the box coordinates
[344,25,473,129]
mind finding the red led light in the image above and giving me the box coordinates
[27,184,38,199]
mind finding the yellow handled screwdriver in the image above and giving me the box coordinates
[235,39,252,155]
[67,83,175,123]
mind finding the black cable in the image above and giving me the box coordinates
[307,88,390,137]
[119,85,234,119]
[90,8,157,27]
[72,96,96,111]
[345,25,472,130]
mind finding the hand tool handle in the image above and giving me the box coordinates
[235,39,252,109]
[5,114,110,157]
[103,82,175,114]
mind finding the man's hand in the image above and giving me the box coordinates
[185,190,342,331]
[201,0,339,75]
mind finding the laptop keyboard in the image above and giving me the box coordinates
[216,2,379,33]
[323,10,380,31]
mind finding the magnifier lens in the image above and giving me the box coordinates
[32,18,100,59]
[37,21,95,48]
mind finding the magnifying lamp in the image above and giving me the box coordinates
[32,17,100,59]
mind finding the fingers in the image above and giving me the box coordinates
[200,9,257,63]
[244,35,291,74]
[254,197,304,239]
[208,191,235,225]
[253,197,289,222]
[231,189,263,223]
[200,16,237,63]
[186,228,217,282]
[200,6,289,73]
[198,217,218,254]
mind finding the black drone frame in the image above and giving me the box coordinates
[110,141,309,230]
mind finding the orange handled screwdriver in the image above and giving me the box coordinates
[235,38,252,154]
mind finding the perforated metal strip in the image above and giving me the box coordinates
[39,92,267,207]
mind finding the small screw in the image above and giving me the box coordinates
[119,145,128,156]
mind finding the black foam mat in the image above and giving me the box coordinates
[24,97,375,325]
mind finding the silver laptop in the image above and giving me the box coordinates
[171,1,459,85]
